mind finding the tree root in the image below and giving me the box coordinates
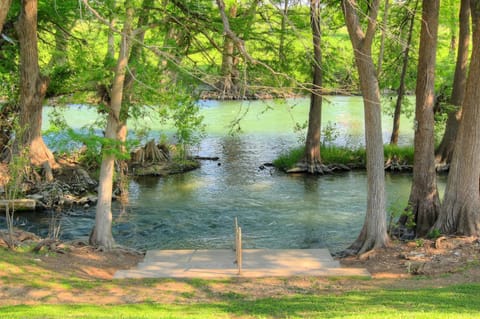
[286,161,351,174]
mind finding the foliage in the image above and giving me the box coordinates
[321,121,341,146]
[3,121,30,249]
[168,88,205,160]
[384,144,415,164]
[382,95,415,119]
[321,145,365,165]
[387,198,416,235]
[273,146,304,170]
[427,229,442,240]
[433,102,457,146]
[293,120,308,144]
[274,144,415,171]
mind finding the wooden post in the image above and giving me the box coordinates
[234,217,242,275]
[237,226,242,275]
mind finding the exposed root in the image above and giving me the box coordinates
[286,161,350,174]
[131,140,170,165]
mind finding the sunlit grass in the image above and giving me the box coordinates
[273,144,414,171]
[1,246,480,318]
[1,284,480,318]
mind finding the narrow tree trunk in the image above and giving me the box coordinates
[159,14,190,84]
[105,1,117,62]
[91,0,134,249]
[278,0,289,70]
[15,0,56,168]
[303,0,323,173]
[48,24,69,68]
[0,0,12,35]
[408,0,441,237]
[342,0,389,255]
[390,0,418,145]
[435,0,480,236]
[117,0,152,204]
[376,0,389,76]
[435,0,470,165]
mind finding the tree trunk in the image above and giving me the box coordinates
[159,21,189,84]
[0,0,12,35]
[48,24,69,68]
[435,0,470,165]
[117,0,152,204]
[376,0,389,77]
[219,3,238,99]
[91,0,134,249]
[342,0,389,255]
[434,0,480,236]
[303,0,324,174]
[278,0,289,71]
[390,0,418,145]
[408,0,441,237]
[15,0,56,168]
[105,0,117,62]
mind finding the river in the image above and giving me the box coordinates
[3,96,446,252]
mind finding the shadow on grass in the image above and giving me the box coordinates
[1,283,480,318]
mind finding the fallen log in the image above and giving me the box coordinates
[0,199,36,212]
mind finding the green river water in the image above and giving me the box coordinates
[5,96,446,252]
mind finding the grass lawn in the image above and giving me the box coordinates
[2,239,480,319]
[1,283,480,318]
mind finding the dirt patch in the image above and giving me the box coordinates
[340,236,480,279]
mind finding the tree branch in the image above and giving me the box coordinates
[215,0,254,64]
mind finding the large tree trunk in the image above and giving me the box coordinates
[435,0,480,236]
[408,0,441,237]
[0,0,12,35]
[91,0,134,249]
[390,0,418,145]
[342,0,388,255]
[303,0,324,174]
[435,0,470,165]
[15,0,56,168]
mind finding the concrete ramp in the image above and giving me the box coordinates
[114,249,370,279]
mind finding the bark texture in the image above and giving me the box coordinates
[15,0,56,168]
[303,0,324,174]
[278,0,289,71]
[376,0,389,76]
[390,0,417,145]
[408,0,441,237]
[435,0,470,165]
[219,3,239,98]
[435,0,480,236]
[342,0,389,254]
[0,0,12,35]
[91,1,134,249]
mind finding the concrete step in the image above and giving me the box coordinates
[113,249,370,279]
[139,249,338,270]
[114,267,370,279]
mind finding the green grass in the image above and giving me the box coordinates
[1,283,480,318]
[273,144,414,171]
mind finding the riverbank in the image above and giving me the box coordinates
[0,234,479,317]
[273,144,416,173]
